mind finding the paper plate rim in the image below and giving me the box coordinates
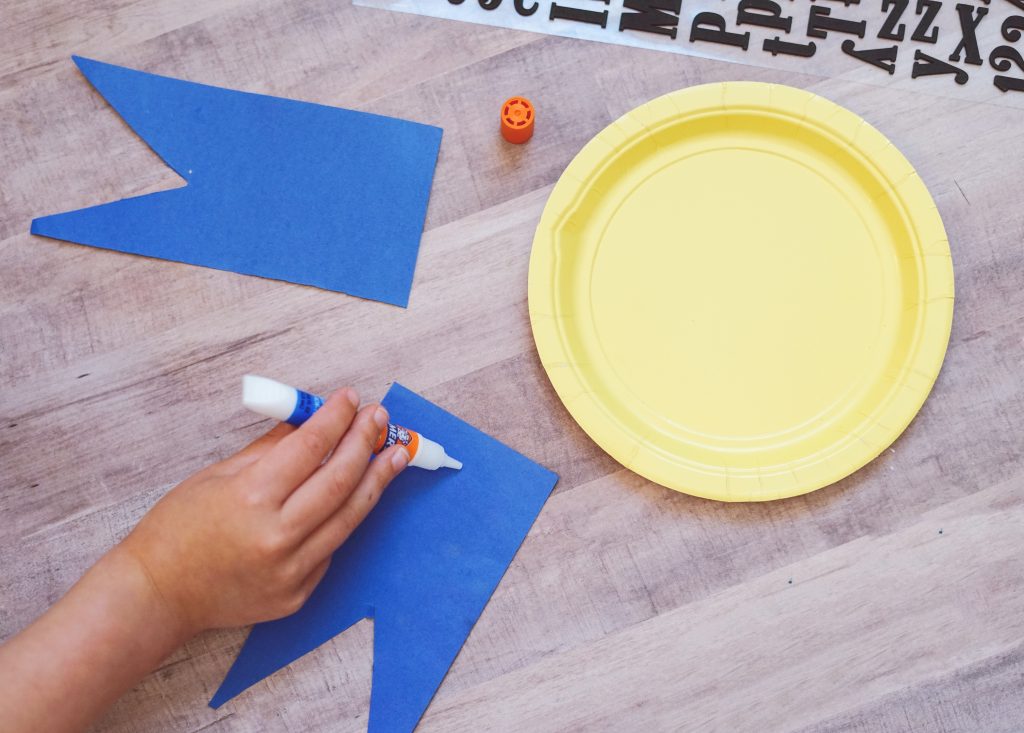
[528,81,954,502]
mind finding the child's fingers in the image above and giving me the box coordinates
[294,445,408,570]
[216,422,295,474]
[298,558,331,602]
[248,388,360,502]
[281,404,387,534]
[278,557,331,618]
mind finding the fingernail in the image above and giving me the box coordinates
[373,406,389,430]
[344,388,359,409]
[391,447,409,470]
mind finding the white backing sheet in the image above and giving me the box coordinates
[354,0,1024,108]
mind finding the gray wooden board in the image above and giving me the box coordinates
[1,0,1022,731]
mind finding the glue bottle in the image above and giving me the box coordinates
[241,375,462,470]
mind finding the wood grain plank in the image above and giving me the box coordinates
[1,0,1022,731]
[419,474,1024,732]
[793,640,1024,733]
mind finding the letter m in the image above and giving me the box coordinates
[619,0,683,38]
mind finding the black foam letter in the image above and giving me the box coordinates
[807,6,866,38]
[842,40,898,74]
[619,0,682,38]
[690,12,751,49]
[912,49,969,83]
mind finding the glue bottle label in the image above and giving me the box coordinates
[375,423,420,458]
[286,390,324,426]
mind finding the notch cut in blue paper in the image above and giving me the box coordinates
[211,383,558,732]
[31,57,442,307]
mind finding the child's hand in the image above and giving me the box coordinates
[117,387,409,638]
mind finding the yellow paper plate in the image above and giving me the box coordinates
[529,82,954,502]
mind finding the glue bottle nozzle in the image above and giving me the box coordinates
[443,456,463,470]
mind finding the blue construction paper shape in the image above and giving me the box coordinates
[30,57,442,307]
[210,383,558,731]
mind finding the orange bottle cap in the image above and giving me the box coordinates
[500,97,534,144]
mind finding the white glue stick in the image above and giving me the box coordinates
[242,375,462,470]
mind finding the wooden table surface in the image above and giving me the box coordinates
[2,1,1023,731]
